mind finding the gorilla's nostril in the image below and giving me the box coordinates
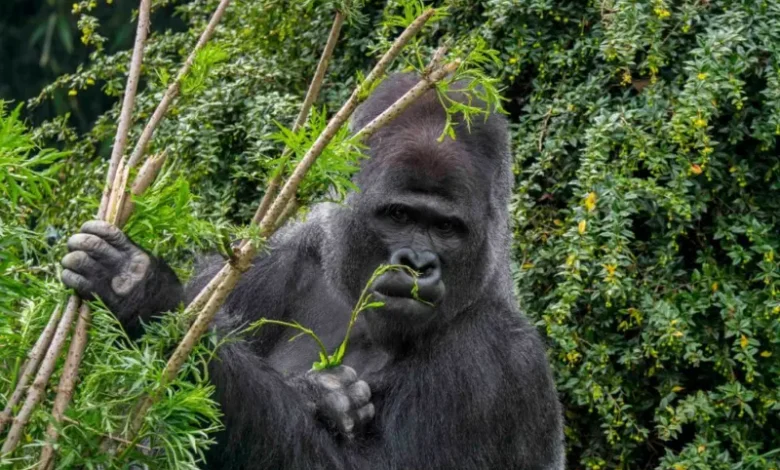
[389,248,440,279]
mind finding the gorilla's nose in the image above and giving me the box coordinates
[390,248,441,285]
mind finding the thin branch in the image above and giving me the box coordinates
[250,10,345,227]
[1,297,80,454]
[273,197,299,231]
[352,60,460,142]
[38,304,91,469]
[97,0,152,220]
[115,151,169,227]
[0,305,63,435]
[125,0,232,169]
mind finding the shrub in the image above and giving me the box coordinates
[3,0,779,468]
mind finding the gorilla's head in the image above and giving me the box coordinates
[323,73,513,348]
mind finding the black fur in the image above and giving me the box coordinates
[62,73,565,469]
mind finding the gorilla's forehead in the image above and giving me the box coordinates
[361,125,492,204]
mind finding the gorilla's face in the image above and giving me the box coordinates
[324,73,511,348]
[332,128,499,347]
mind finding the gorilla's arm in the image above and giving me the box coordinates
[204,340,349,469]
[62,221,371,468]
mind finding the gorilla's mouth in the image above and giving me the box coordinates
[370,270,445,313]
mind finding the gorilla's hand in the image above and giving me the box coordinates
[290,365,374,439]
[61,220,183,334]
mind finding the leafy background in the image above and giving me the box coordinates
[1,0,779,468]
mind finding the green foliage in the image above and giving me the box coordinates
[2,0,779,468]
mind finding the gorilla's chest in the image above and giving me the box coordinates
[265,293,388,377]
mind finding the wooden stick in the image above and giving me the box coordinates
[98,0,153,220]
[352,60,460,142]
[125,0,232,170]
[250,10,345,227]
[0,305,62,435]
[37,303,91,469]
[1,297,80,454]
[115,151,169,227]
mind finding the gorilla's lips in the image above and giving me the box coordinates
[371,271,445,315]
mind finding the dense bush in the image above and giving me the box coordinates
[2,0,779,468]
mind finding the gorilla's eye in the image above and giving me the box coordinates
[388,206,411,224]
[435,220,455,235]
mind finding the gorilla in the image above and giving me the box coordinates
[61,73,564,469]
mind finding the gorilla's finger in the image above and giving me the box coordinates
[323,392,350,414]
[62,269,95,298]
[67,233,123,264]
[355,403,375,423]
[347,381,371,406]
[329,365,358,384]
[80,220,132,250]
[62,251,102,275]
[315,373,343,391]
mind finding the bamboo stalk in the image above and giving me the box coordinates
[114,10,443,453]
[1,297,80,454]
[250,10,345,227]
[0,305,62,435]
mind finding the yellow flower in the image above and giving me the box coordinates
[672,386,684,393]
[760,351,772,358]
[604,264,617,276]
[86,78,95,85]
[690,164,703,175]
[584,192,597,212]
[697,72,708,80]
[711,282,718,292]
[522,263,534,269]
[693,118,707,128]
[68,89,77,96]
[740,334,749,349]
[578,220,587,234]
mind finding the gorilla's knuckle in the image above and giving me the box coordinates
[323,392,350,414]
[348,381,371,404]
[356,403,375,422]
[315,372,344,391]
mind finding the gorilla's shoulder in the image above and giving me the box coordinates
[268,202,338,264]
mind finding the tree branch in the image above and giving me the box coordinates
[97,0,153,220]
